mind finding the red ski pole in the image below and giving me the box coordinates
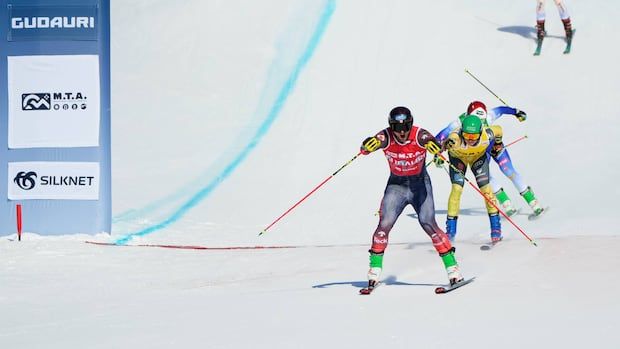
[425,140,537,246]
[260,151,364,236]
[435,150,537,246]
[504,135,528,147]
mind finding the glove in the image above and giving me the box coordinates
[361,136,381,155]
[443,137,456,150]
[515,109,527,122]
[490,142,504,157]
[433,154,445,167]
[423,141,441,155]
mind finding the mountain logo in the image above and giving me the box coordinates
[22,93,51,110]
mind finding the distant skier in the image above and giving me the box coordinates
[438,115,504,243]
[435,101,545,218]
[359,106,464,292]
[536,0,573,40]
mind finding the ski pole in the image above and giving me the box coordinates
[428,145,537,246]
[464,69,509,106]
[259,151,363,236]
[505,135,528,147]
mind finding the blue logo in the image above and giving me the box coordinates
[8,5,98,41]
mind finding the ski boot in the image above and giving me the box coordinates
[529,200,544,216]
[521,186,544,216]
[489,213,502,243]
[366,251,383,288]
[440,248,463,286]
[446,265,463,286]
[445,216,457,242]
[501,200,518,217]
[495,188,518,217]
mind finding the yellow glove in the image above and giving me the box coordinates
[361,136,381,154]
[424,141,441,155]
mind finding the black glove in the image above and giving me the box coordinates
[515,109,527,122]
[443,137,456,150]
[490,141,504,157]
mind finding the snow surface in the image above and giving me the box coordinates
[2,1,620,348]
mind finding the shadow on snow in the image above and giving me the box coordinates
[312,275,442,289]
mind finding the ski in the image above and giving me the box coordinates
[359,281,381,295]
[533,37,544,56]
[434,277,475,294]
[563,29,575,54]
[528,206,550,221]
[480,237,503,251]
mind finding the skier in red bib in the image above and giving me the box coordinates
[359,106,465,292]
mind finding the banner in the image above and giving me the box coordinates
[8,162,100,200]
[0,0,110,235]
[7,54,101,148]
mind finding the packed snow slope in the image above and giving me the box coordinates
[2,1,619,348]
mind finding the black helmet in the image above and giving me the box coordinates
[388,106,413,133]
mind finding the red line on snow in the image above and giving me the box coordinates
[85,241,412,251]
[85,241,302,250]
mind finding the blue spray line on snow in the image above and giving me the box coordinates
[114,0,336,245]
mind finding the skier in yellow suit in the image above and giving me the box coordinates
[442,114,504,243]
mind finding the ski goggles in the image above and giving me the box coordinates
[391,122,411,133]
[462,132,480,141]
